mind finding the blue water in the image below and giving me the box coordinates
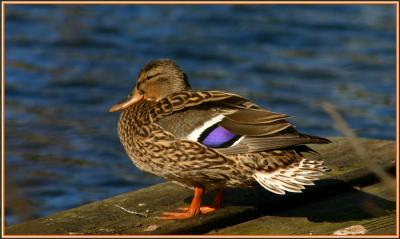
[4,4,396,225]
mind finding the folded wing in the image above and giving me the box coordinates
[153,91,330,155]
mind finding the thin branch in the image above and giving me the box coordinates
[322,102,395,193]
[114,204,148,218]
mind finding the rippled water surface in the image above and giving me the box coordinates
[4,5,396,225]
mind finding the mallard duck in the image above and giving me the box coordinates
[109,59,330,220]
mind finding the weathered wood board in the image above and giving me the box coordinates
[5,137,397,235]
[209,182,396,235]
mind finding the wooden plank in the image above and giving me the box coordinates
[208,182,396,235]
[5,137,396,235]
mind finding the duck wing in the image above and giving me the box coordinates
[152,91,330,155]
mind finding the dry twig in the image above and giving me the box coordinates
[114,204,148,218]
[322,102,395,193]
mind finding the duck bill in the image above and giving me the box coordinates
[109,90,143,112]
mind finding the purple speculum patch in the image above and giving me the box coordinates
[200,125,240,148]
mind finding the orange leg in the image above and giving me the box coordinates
[158,187,204,220]
[196,188,225,214]
[158,188,225,220]
[212,189,224,208]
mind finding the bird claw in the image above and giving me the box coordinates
[198,206,217,214]
[156,211,195,220]
[157,206,217,220]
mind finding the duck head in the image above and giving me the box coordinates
[109,59,191,112]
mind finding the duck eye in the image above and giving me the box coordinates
[145,75,152,80]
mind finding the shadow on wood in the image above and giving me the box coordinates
[177,167,395,234]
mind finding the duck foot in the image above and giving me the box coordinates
[178,206,217,214]
[157,187,224,220]
[157,206,216,220]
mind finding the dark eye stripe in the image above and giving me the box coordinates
[146,72,163,80]
[198,124,241,148]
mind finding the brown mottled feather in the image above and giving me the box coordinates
[151,91,330,154]
[117,91,329,192]
[113,59,330,195]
